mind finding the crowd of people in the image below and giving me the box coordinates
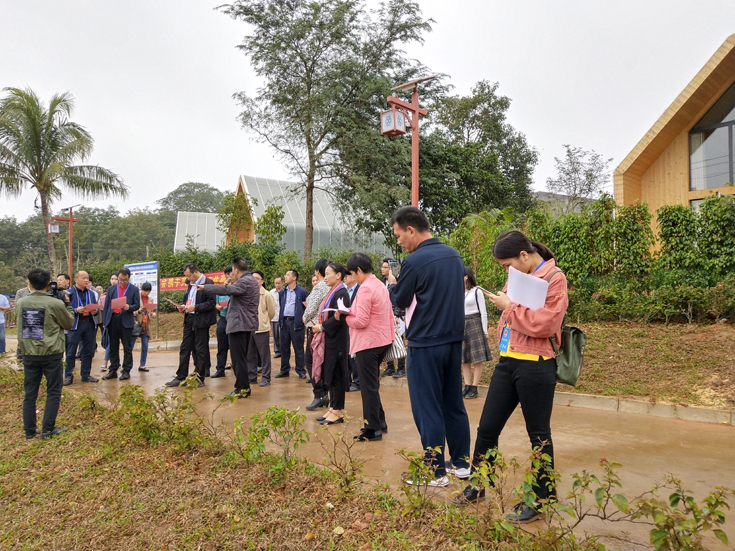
[10,205,569,524]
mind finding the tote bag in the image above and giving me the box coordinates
[383,323,407,362]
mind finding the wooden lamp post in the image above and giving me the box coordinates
[51,204,81,277]
[380,75,437,207]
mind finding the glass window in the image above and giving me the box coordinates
[690,127,731,190]
[690,81,735,191]
[690,199,704,211]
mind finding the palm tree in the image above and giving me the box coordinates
[0,87,128,274]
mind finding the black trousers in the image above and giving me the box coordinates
[65,319,96,379]
[279,318,305,376]
[349,354,359,387]
[215,317,229,371]
[23,354,63,437]
[228,331,252,392]
[304,328,327,398]
[271,321,280,355]
[472,356,557,501]
[247,331,271,382]
[108,314,133,374]
[176,315,211,381]
[355,344,390,431]
[329,352,346,410]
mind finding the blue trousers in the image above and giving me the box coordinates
[0,324,5,354]
[406,342,471,476]
[279,319,305,376]
[65,319,96,379]
[132,334,150,367]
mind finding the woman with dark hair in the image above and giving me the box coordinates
[461,266,492,399]
[132,282,155,372]
[311,263,351,425]
[340,253,394,441]
[455,230,568,525]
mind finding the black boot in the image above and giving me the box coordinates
[462,384,470,397]
[305,395,329,411]
[465,385,478,399]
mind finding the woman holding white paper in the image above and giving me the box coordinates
[455,231,568,525]
[461,266,492,399]
[311,263,351,425]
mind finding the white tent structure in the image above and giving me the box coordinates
[173,175,389,254]
[173,211,225,253]
[237,175,389,254]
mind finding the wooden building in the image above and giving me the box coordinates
[614,34,735,228]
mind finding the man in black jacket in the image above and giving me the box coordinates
[165,264,217,387]
[102,268,141,381]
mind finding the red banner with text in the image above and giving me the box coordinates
[159,271,226,292]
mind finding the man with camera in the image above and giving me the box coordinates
[15,268,75,440]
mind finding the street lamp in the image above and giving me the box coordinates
[52,204,81,276]
[380,74,437,207]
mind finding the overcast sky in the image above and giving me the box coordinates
[1,0,734,221]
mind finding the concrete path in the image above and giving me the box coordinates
[10,344,735,548]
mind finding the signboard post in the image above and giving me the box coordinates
[124,261,160,340]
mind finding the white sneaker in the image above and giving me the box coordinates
[447,466,471,479]
[403,475,450,487]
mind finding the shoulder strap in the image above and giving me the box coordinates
[474,287,481,313]
[545,269,562,283]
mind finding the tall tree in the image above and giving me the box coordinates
[156,182,228,213]
[546,144,612,215]
[0,87,127,274]
[220,0,432,259]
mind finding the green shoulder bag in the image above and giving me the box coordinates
[546,270,586,386]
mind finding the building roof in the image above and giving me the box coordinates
[615,34,735,180]
[237,175,388,254]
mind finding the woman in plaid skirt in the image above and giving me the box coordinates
[462,266,492,399]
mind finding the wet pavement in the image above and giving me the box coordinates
[40,347,735,548]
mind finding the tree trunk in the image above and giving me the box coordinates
[304,174,314,262]
[40,193,59,275]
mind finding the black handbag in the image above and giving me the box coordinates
[131,322,143,338]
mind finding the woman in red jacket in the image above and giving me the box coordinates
[454,231,568,524]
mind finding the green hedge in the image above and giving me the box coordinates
[450,193,735,324]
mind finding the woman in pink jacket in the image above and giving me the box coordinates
[340,253,394,442]
[455,231,568,524]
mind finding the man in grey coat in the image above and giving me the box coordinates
[197,257,259,398]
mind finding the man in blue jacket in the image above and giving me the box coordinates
[275,269,308,379]
[101,268,140,381]
[63,271,99,385]
[388,206,470,487]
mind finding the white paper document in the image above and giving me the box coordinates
[405,295,417,328]
[323,297,351,314]
[506,266,549,310]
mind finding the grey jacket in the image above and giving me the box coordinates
[203,273,260,334]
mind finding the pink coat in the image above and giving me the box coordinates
[497,258,569,358]
[345,274,394,354]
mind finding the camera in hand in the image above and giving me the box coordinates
[47,282,69,301]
